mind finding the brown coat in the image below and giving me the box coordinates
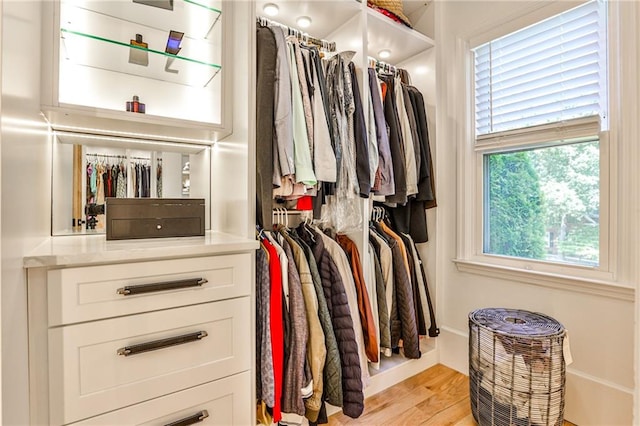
[335,234,379,363]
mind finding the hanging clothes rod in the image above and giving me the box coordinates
[257,16,337,52]
[85,153,126,159]
[368,56,397,75]
[85,153,162,162]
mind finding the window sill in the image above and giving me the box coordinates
[452,259,634,301]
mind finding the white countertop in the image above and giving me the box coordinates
[24,231,259,268]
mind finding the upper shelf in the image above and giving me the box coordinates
[254,0,434,64]
[60,2,222,88]
[61,28,221,87]
[255,0,362,39]
[366,6,435,65]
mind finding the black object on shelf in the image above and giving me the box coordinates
[165,30,184,55]
[106,197,205,240]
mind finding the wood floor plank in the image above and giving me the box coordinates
[351,385,434,425]
[384,407,429,426]
[420,398,472,426]
[453,413,477,426]
[413,370,469,415]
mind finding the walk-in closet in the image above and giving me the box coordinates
[0,0,639,425]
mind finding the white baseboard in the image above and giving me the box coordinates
[564,370,634,425]
[438,328,634,424]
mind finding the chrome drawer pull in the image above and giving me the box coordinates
[117,331,208,357]
[164,410,209,426]
[116,278,208,296]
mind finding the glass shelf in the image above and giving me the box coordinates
[61,28,221,87]
[50,0,226,132]
[60,1,222,88]
[62,0,222,40]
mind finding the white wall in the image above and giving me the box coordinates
[1,1,51,424]
[435,1,638,424]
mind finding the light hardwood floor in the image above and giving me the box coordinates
[328,364,575,426]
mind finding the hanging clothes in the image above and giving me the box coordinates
[260,235,284,422]
[335,234,378,363]
[306,47,336,184]
[270,25,295,187]
[281,231,326,422]
[298,226,364,418]
[348,62,371,198]
[381,74,407,205]
[369,228,394,357]
[394,74,418,197]
[279,236,309,418]
[374,220,420,359]
[156,159,162,198]
[288,40,317,188]
[256,25,277,228]
[255,244,275,408]
[291,227,343,408]
[369,241,391,356]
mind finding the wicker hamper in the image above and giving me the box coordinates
[469,308,567,426]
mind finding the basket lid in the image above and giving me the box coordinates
[469,308,565,337]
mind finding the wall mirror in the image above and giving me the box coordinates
[52,131,211,236]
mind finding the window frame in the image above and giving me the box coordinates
[455,0,618,286]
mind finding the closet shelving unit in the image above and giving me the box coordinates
[255,0,438,408]
[26,1,259,424]
[41,0,231,142]
[42,0,233,237]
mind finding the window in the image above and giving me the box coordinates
[472,0,608,269]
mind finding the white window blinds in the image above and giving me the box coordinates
[474,0,607,136]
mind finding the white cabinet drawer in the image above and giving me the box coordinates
[71,371,251,426]
[47,253,251,326]
[48,298,250,425]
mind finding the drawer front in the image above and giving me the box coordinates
[71,371,251,425]
[48,298,251,425]
[108,217,204,240]
[47,253,251,326]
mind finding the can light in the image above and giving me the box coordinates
[263,3,279,16]
[378,49,391,59]
[296,16,312,28]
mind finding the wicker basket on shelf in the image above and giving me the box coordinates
[469,308,567,426]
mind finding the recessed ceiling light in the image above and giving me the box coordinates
[378,49,391,59]
[263,3,279,16]
[296,16,312,28]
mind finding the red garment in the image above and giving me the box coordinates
[295,195,313,211]
[261,237,284,422]
[380,81,388,101]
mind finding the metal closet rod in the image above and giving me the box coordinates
[368,56,397,74]
[85,153,162,161]
[257,15,337,52]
